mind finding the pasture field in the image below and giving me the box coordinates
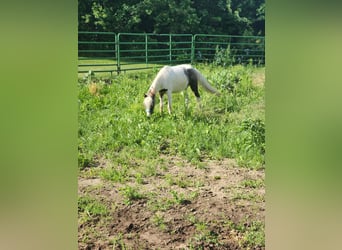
[78,64,265,249]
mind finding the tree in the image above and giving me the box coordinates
[231,0,265,35]
[111,0,200,33]
[77,0,265,35]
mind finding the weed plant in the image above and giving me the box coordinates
[78,196,108,223]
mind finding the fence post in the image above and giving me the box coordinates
[116,33,121,74]
[169,34,172,64]
[145,34,148,67]
[191,34,195,64]
[114,33,118,75]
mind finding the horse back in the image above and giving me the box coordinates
[158,65,191,93]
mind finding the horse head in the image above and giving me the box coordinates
[143,93,155,117]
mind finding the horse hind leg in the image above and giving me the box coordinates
[184,89,189,111]
[196,96,202,110]
[188,76,202,110]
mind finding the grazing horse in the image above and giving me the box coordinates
[143,64,220,117]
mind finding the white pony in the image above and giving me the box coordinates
[143,64,220,117]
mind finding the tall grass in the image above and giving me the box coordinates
[78,64,265,170]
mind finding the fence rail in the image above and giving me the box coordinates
[78,32,264,75]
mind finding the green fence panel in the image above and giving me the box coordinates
[194,34,265,65]
[78,32,265,75]
[78,31,117,75]
[116,33,193,73]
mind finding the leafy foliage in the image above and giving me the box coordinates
[241,118,265,154]
[214,45,235,67]
[78,0,265,35]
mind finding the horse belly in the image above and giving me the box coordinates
[168,72,188,93]
[170,81,187,93]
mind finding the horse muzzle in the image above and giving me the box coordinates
[146,109,152,117]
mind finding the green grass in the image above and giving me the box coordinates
[241,178,264,188]
[119,185,145,205]
[78,196,109,223]
[78,63,265,170]
[230,220,265,249]
[151,212,168,231]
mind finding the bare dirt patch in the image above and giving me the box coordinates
[78,157,265,249]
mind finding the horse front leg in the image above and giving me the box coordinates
[159,95,164,113]
[167,92,172,115]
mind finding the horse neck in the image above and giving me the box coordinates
[148,77,162,96]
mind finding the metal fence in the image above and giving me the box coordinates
[78,32,264,75]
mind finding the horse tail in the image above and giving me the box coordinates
[193,68,221,96]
